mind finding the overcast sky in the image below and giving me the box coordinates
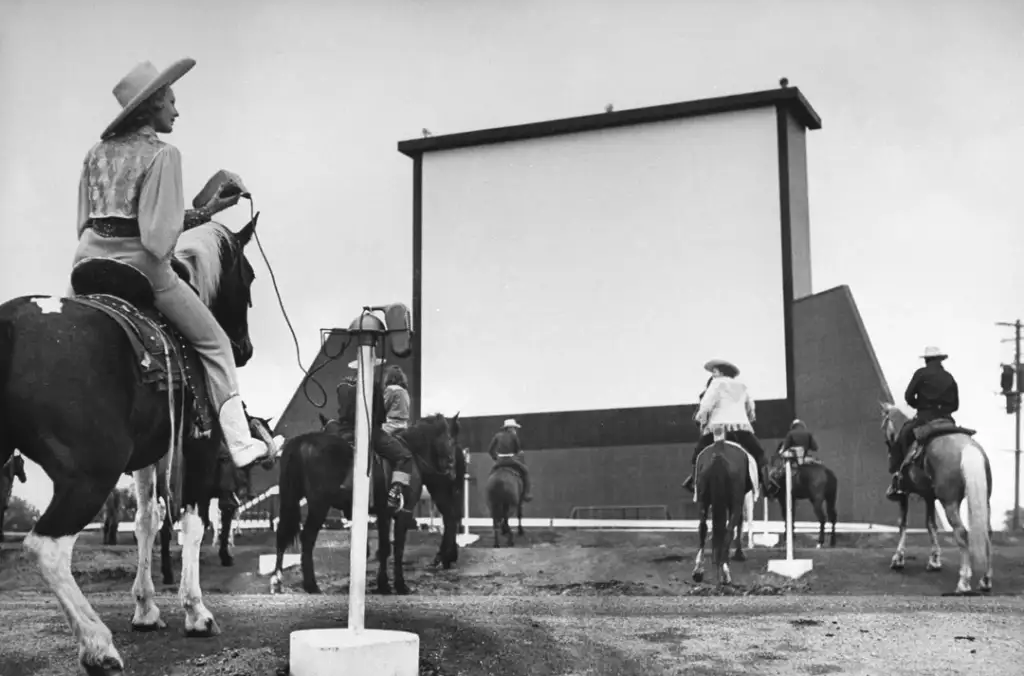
[2,0,1022,527]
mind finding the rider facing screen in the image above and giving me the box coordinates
[682,359,768,493]
[487,419,533,503]
[887,346,960,500]
[782,419,819,460]
[68,58,277,471]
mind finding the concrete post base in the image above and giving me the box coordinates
[456,533,480,547]
[290,628,420,676]
[259,553,299,576]
[767,558,814,579]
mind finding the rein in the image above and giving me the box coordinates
[241,196,341,408]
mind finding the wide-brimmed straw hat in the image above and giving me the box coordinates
[502,418,521,429]
[703,359,740,378]
[101,58,196,140]
[920,346,948,361]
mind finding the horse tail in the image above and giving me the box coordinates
[707,457,731,563]
[961,442,991,577]
[276,438,304,551]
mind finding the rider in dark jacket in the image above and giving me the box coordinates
[887,346,959,500]
[488,419,533,502]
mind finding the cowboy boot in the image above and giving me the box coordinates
[387,482,406,513]
[886,471,905,501]
[521,470,533,503]
[220,395,275,469]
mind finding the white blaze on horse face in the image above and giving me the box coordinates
[23,531,123,669]
[31,296,64,315]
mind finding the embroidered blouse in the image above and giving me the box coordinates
[694,375,757,434]
[76,126,213,261]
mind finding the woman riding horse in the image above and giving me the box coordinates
[68,59,279,471]
[682,359,767,493]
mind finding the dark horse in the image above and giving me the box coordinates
[0,218,265,673]
[271,413,462,595]
[691,428,748,585]
[486,460,526,547]
[155,413,275,585]
[100,489,123,546]
[764,446,839,548]
[0,451,27,540]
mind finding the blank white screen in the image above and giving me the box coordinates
[420,107,787,416]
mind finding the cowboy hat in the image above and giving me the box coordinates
[703,359,740,378]
[502,418,521,429]
[347,357,385,370]
[101,58,196,140]
[920,346,948,360]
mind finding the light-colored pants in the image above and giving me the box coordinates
[152,276,238,411]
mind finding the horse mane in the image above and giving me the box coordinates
[401,414,448,458]
[880,401,914,426]
[173,222,235,306]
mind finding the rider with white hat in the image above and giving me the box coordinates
[682,359,768,493]
[487,418,532,502]
[887,346,960,500]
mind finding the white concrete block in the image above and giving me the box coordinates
[752,532,780,547]
[456,533,480,547]
[290,628,419,676]
[260,553,299,576]
[767,558,814,579]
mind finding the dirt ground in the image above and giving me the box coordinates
[1,527,1022,675]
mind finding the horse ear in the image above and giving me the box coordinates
[236,212,260,247]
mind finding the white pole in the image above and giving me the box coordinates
[784,458,794,561]
[763,496,769,538]
[348,312,384,633]
[462,449,471,537]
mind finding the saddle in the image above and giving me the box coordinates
[67,258,215,437]
[491,454,528,485]
[907,419,977,466]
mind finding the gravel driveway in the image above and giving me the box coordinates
[0,593,1020,676]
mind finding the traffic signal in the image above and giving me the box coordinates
[1007,393,1020,414]
[1002,364,1015,394]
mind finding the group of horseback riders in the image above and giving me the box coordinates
[681,346,961,502]
[70,56,963,514]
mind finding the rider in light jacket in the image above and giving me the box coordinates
[682,359,768,493]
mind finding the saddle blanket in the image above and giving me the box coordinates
[66,294,215,435]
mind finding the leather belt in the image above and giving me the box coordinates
[84,217,141,238]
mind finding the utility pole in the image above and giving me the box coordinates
[998,320,1022,531]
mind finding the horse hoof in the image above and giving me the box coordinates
[185,618,221,638]
[302,583,321,595]
[692,571,704,583]
[82,655,125,676]
[395,584,411,595]
[162,576,175,585]
[373,585,392,595]
[925,562,942,572]
[518,528,525,536]
[220,554,234,567]
[732,550,746,562]
[980,577,993,592]
[131,619,167,632]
